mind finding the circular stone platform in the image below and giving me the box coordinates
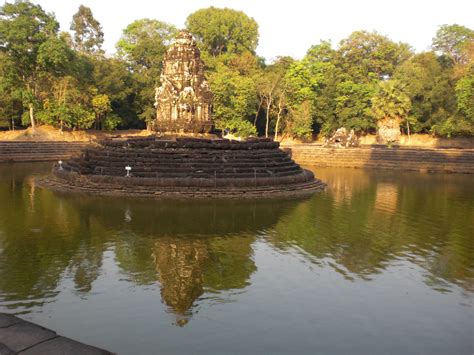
[40,137,325,199]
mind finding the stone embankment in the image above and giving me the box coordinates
[0,313,111,354]
[281,144,474,174]
[40,137,324,199]
[0,141,89,162]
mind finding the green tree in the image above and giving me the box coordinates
[285,100,313,140]
[0,1,59,131]
[432,24,474,65]
[334,80,376,132]
[186,7,259,57]
[0,52,22,129]
[394,52,456,133]
[256,59,289,137]
[91,94,111,130]
[70,5,104,55]
[90,56,135,128]
[286,41,339,136]
[371,80,411,142]
[117,19,177,126]
[455,69,474,121]
[336,31,412,82]
[208,61,257,137]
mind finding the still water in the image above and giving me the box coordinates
[0,163,472,354]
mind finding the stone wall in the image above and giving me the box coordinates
[281,144,474,174]
[0,141,89,162]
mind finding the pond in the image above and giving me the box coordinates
[0,163,472,354]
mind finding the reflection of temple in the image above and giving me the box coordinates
[374,183,399,213]
[152,234,257,326]
[153,238,208,326]
[153,31,213,133]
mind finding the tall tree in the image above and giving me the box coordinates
[208,60,258,137]
[283,42,339,137]
[432,24,474,65]
[0,1,59,131]
[454,67,474,135]
[394,52,456,133]
[186,7,259,57]
[0,53,22,129]
[371,80,411,142]
[70,5,104,55]
[336,31,412,82]
[257,65,284,137]
[117,19,177,126]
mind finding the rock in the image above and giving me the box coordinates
[324,128,360,148]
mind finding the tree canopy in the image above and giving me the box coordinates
[70,5,104,55]
[0,2,472,138]
[186,7,259,56]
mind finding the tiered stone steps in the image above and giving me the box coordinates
[281,144,474,174]
[64,138,309,181]
[0,141,89,162]
[41,137,324,199]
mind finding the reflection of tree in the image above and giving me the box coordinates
[271,168,474,291]
[0,163,109,304]
[0,165,293,316]
[204,235,256,291]
[67,215,108,294]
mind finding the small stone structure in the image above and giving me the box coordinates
[153,31,213,133]
[377,117,401,144]
[324,128,359,148]
[42,137,324,199]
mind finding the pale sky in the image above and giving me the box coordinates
[9,0,474,62]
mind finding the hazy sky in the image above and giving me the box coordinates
[12,0,474,61]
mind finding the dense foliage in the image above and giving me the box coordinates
[0,1,473,138]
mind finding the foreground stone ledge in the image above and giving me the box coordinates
[0,313,112,354]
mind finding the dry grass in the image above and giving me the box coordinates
[0,125,152,142]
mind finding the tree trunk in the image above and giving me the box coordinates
[274,97,284,141]
[254,97,263,126]
[265,100,271,138]
[29,103,36,133]
[274,112,282,141]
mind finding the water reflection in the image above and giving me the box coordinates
[0,163,472,326]
[71,198,281,324]
[0,164,297,323]
[271,167,474,291]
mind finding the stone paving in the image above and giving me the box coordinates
[0,313,111,355]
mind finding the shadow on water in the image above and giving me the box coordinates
[0,163,473,326]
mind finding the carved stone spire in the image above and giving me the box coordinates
[153,30,213,133]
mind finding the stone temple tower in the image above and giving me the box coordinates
[153,30,213,133]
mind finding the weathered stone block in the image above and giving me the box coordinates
[0,321,56,352]
[21,336,111,355]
